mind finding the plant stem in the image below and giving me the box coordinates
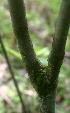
[0,35,27,113]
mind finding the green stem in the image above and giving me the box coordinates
[39,89,57,113]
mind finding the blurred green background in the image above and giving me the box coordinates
[0,0,70,113]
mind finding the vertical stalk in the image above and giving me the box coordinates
[39,89,57,113]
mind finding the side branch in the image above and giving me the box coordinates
[7,0,38,74]
[47,0,70,83]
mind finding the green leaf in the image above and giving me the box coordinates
[6,47,22,59]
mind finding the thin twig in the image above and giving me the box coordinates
[0,35,27,113]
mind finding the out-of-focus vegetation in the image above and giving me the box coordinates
[0,0,70,113]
